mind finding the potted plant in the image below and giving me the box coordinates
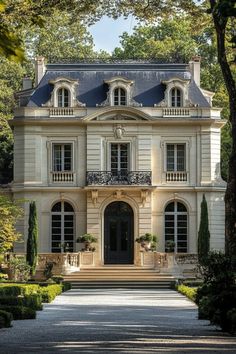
[165,240,176,253]
[136,233,158,251]
[77,233,97,251]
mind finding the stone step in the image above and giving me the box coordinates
[69,280,175,289]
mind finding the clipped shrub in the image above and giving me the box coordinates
[177,284,197,302]
[0,305,36,320]
[0,294,43,311]
[39,284,62,303]
[0,284,40,296]
[0,309,13,328]
[62,282,71,292]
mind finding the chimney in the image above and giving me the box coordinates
[22,77,32,90]
[35,56,46,86]
[189,56,201,87]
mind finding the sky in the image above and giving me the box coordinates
[89,16,137,54]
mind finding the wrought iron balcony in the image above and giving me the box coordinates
[87,171,152,186]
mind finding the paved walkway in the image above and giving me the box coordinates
[0,288,236,353]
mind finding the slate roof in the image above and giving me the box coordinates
[25,63,210,108]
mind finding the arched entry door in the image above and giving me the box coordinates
[104,201,134,264]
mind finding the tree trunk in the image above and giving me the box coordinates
[210,0,236,259]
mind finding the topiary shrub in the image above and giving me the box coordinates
[62,282,71,292]
[0,309,13,328]
[39,284,62,303]
[0,284,40,296]
[0,305,36,320]
[0,294,43,311]
[176,284,197,302]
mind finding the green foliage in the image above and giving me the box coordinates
[176,284,197,302]
[26,9,95,62]
[136,233,157,243]
[0,194,23,253]
[62,281,72,292]
[113,18,198,62]
[0,294,42,310]
[196,252,236,333]
[26,201,38,276]
[8,257,31,282]
[77,234,97,243]
[0,272,8,281]
[198,194,210,265]
[165,240,175,252]
[0,309,13,328]
[0,283,40,296]
[0,305,36,320]
[39,284,62,303]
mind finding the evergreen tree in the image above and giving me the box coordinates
[198,194,210,264]
[26,201,38,275]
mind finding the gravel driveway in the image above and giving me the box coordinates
[0,288,236,353]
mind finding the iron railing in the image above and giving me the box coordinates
[87,171,152,186]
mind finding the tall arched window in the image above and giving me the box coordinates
[58,88,69,107]
[171,88,182,107]
[51,201,74,252]
[114,87,126,105]
[165,201,188,253]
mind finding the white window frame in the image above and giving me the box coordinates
[113,87,127,106]
[57,87,70,108]
[52,143,73,172]
[109,142,130,173]
[164,201,188,253]
[171,88,182,107]
[166,143,186,172]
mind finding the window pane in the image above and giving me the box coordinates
[177,202,187,212]
[165,202,174,212]
[64,202,74,212]
[177,144,185,171]
[53,145,62,171]
[167,144,175,171]
[52,202,61,212]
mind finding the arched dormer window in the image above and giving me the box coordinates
[114,87,126,106]
[160,77,190,108]
[58,88,69,107]
[171,88,182,107]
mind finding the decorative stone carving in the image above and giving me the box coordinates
[141,189,149,207]
[91,190,98,206]
[114,124,125,139]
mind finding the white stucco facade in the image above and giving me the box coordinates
[11,59,226,266]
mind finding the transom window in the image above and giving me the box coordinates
[114,88,126,106]
[53,144,72,172]
[166,144,185,171]
[165,201,188,253]
[58,88,69,107]
[51,201,74,253]
[111,143,129,176]
[171,88,182,107]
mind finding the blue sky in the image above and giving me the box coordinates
[89,16,137,53]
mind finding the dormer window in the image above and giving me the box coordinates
[45,77,85,108]
[98,77,141,107]
[171,88,182,107]
[160,77,190,108]
[114,87,126,106]
[58,88,69,107]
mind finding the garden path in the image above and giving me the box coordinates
[0,288,236,353]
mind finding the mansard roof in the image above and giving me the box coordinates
[25,62,210,108]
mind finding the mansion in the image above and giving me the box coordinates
[11,57,226,268]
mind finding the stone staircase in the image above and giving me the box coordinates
[63,266,176,289]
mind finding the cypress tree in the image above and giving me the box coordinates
[198,194,210,265]
[26,201,38,275]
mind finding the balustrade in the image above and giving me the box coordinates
[166,171,188,182]
[49,108,74,116]
[52,171,74,183]
[163,107,190,117]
